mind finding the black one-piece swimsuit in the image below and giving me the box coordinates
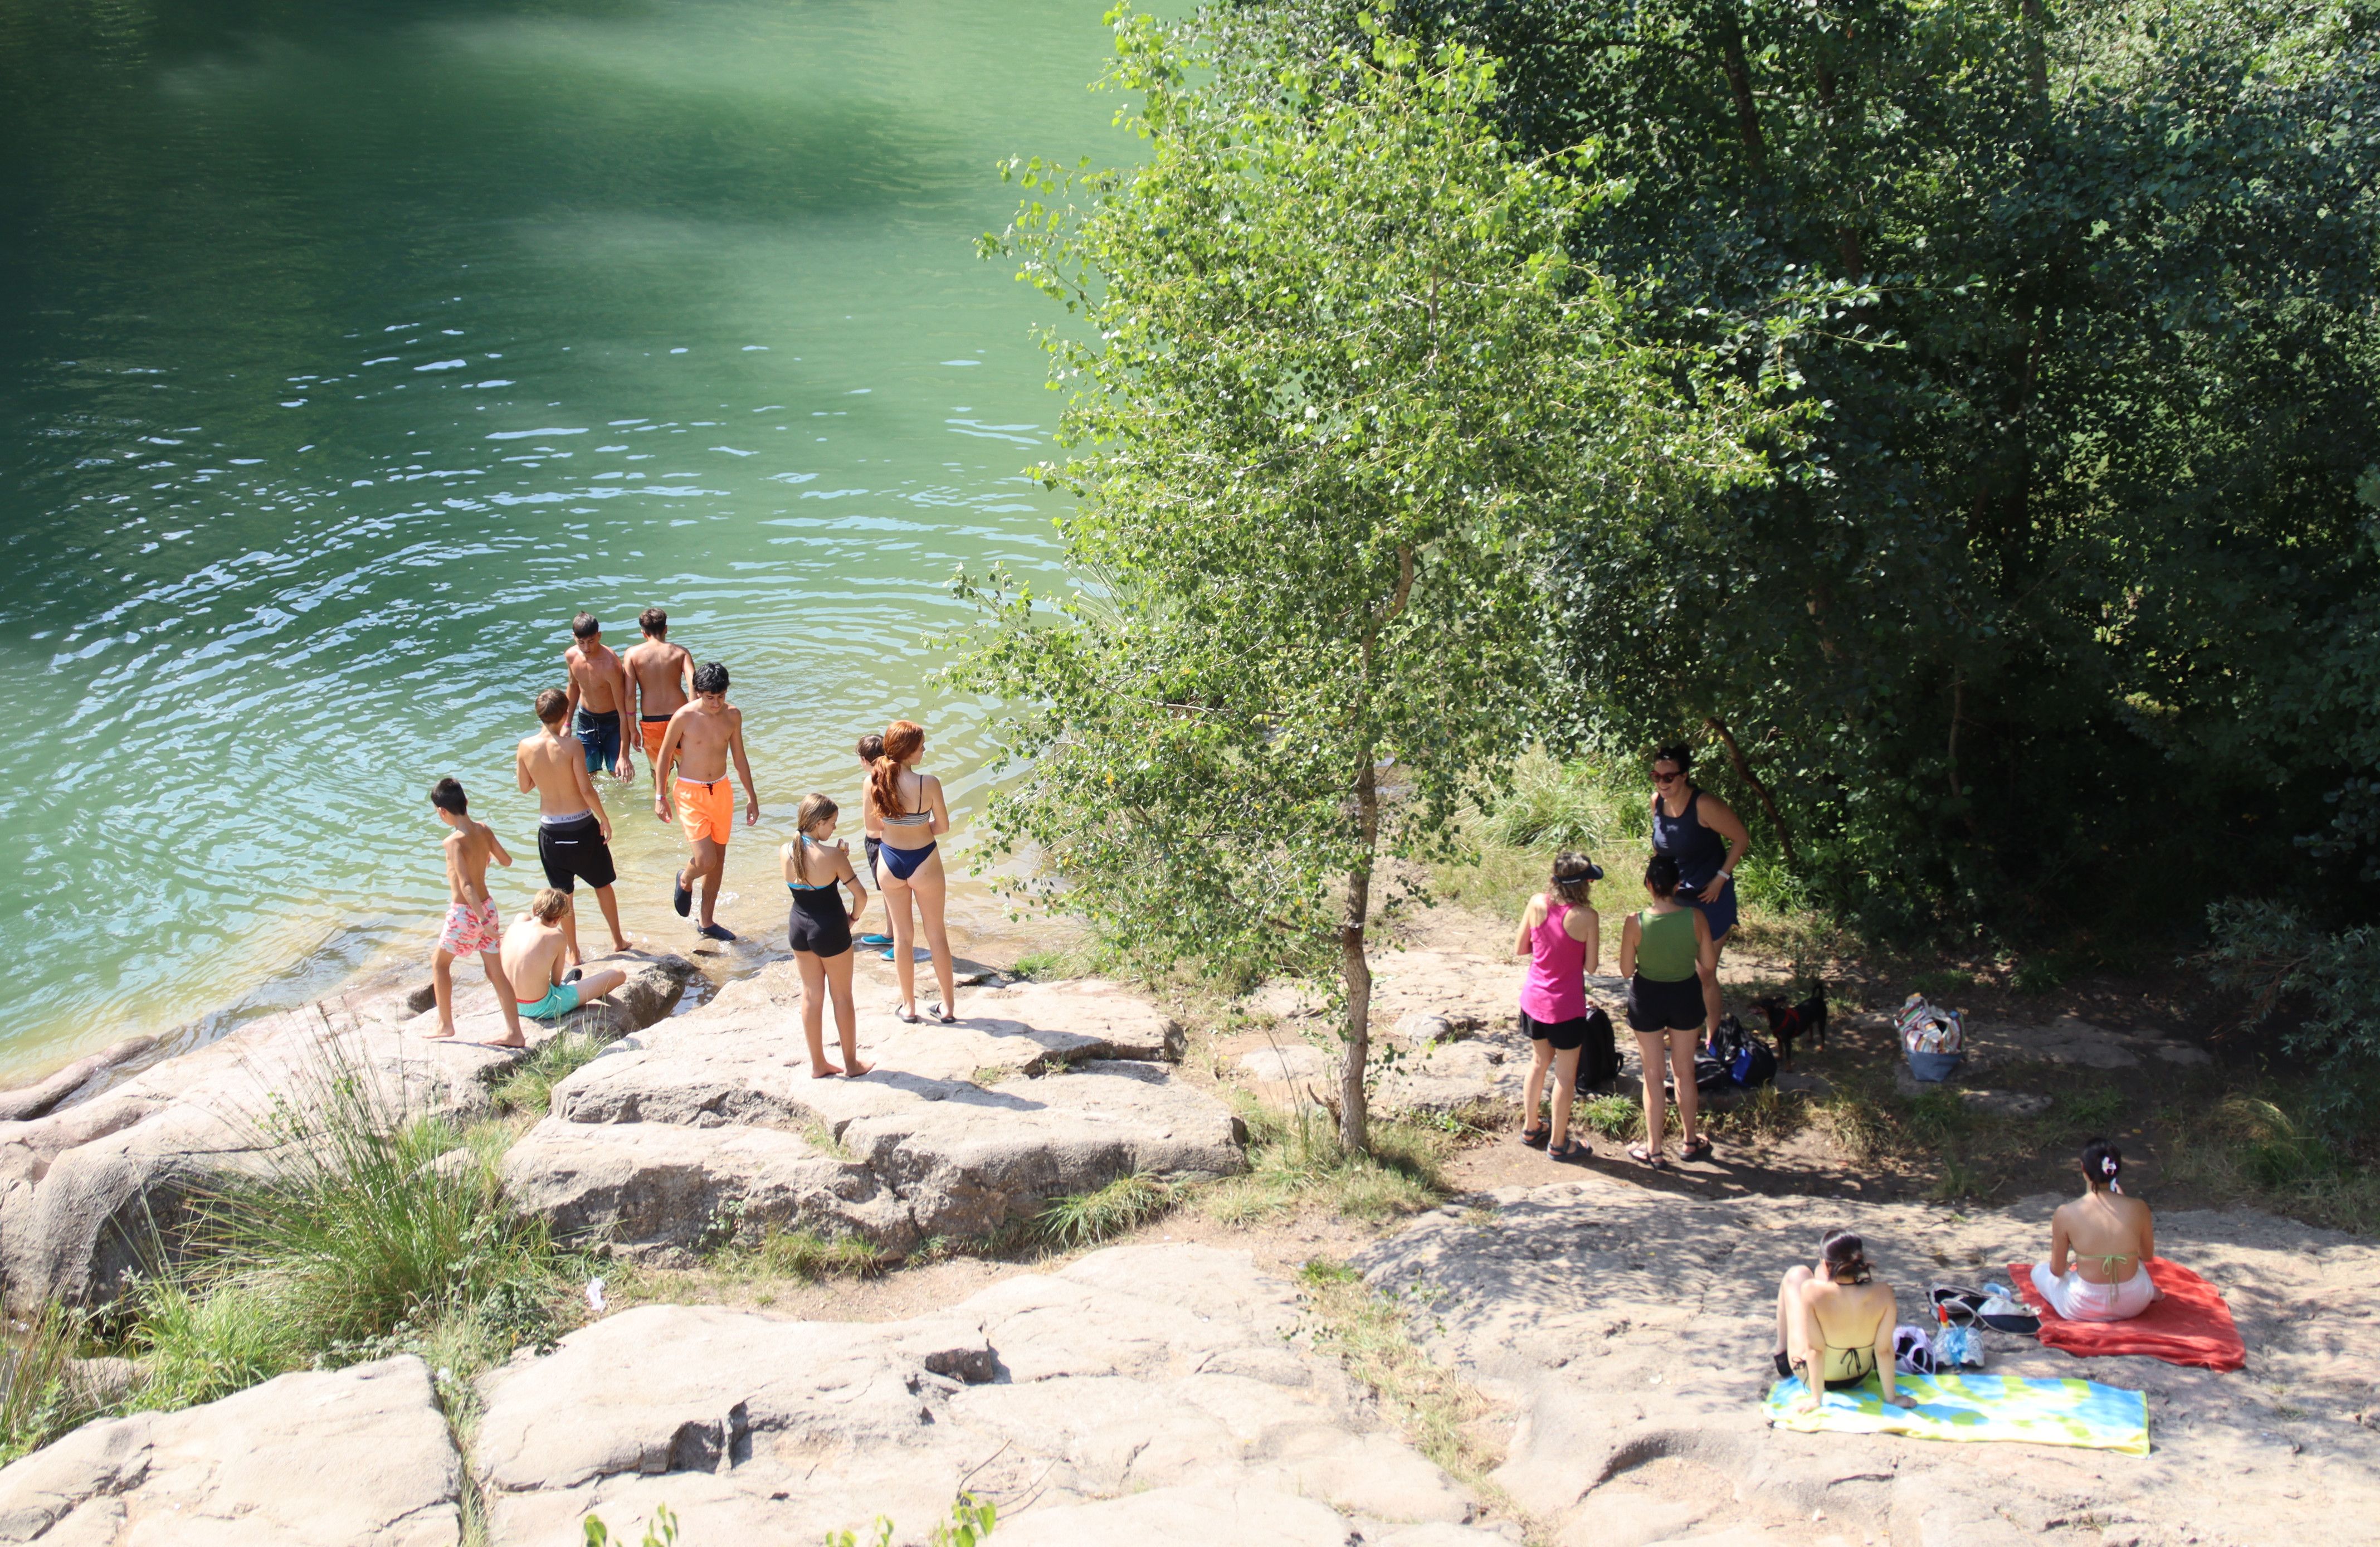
[786,839,852,959]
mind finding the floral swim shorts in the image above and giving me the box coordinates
[438,897,502,957]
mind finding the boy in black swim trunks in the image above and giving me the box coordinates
[517,687,630,965]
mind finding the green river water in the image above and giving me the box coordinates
[0,0,1123,1073]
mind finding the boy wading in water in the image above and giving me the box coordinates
[517,688,631,965]
[652,661,758,941]
[623,607,694,810]
[563,612,634,785]
[501,889,628,1028]
[426,779,526,1048]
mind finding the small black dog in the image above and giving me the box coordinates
[1752,981,1828,1068]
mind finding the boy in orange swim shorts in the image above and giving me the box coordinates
[651,660,759,942]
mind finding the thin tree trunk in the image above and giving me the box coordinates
[1703,716,1801,869]
[1715,18,1768,176]
[1339,757,1377,1155]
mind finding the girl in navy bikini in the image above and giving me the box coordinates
[864,719,959,1024]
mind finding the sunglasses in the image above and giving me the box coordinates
[1653,770,1683,785]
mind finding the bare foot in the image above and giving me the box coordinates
[841,1059,872,1078]
[484,1032,527,1049]
[426,1023,457,1040]
[609,937,632,954]
[809,1061,843,1078]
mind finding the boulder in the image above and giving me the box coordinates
[0,1356,460,1545]
[1355,1179,2380,1547]
[504,966,1242,1257]
[472,1244,1505,1545]
[0,1038,159,1125]
[0,954,698,1312]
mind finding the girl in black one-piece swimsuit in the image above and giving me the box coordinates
[782,794,870,1078]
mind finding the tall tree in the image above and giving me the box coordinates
[1357,0,2380,938]
[955,11,1794,1149]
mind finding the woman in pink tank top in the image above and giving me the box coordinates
[1513,851,1603,1161]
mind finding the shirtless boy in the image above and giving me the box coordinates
[427,778,526,1048]
[501,889,628,1028]
[652,661,758,941]
[563,613,634,782]
[517,688,631,964]
[623,608,694,806]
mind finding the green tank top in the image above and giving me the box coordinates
[1636,907,1699,981]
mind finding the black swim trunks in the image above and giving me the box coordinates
[538,814,618,893]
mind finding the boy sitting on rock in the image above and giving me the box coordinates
[501,888,628,1030]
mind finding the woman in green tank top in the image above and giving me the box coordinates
[1619,852,1720,1169]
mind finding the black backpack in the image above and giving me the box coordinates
[1706,1014,1778,1089]
[1573,1005,1622,1094]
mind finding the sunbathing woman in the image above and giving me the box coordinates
[2033,1137,2163,1321]
[1514,852,1602,1162]
[782,793,870,1079]
[1774,1230,1916,1412]
[865,719,958,1023]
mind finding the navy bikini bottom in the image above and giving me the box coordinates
[878,840,936,882]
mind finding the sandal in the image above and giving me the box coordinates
[1520,1123,1551,1150]
[1681,1135,1714,1163]
[1549,1137,1587,1163]
[1627,1143,1670,1170]
[894,1004,921,1025]
[932,1004,959,1025]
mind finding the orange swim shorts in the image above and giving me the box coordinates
[676,776,735,847]
[639,716,670,763]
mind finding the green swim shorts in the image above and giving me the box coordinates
[518,982,582,1021]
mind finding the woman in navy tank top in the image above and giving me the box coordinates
[1649,743,1751,965]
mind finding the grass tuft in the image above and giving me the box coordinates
[0,1304,105,1465]
[1038,1174,1175,1248]
[490,1033,601,1116]
[755,1225,886,1281]
[1200,1098,1451,1227]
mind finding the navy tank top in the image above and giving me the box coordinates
[1651,789,1728,888]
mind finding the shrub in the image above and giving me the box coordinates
[2204,901,2380,1093]
[755,1227,885,1281]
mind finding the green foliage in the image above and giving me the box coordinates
[492,1034,601,1117]
[960,8,1797,1148]
[821,1495,997,1547]
[1037,1174,1175,1248]
[128,1043,565,1415]
[1326,0,2380,940]
[1573,1093,1646,1142]
[2050,1088,2125,1132]
[1482,753,1648,856]
[1202,1099,1450,1223]
[2203,900,2380,1086]
[0,1304,100,1465]
[586,1504,678,1547]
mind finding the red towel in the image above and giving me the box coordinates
[2008,1258,2246,1373]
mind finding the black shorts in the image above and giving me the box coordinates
[537,814,618,893]
[1521,1010,1591,1051]
[864,835,882,878]
[1626,973,1705,1033]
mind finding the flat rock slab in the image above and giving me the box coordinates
[1357,1181,2380,1547]
[476,1243,1510,1546]
[504,965,1242,1255]
[0,954,697,1312]
[0,1356,461,1546]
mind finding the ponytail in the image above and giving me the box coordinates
[1820,1229,1871,1285]
[871,719,924,817]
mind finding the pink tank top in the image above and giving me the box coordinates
[1520,899,1588,1023]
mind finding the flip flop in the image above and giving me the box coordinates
[1627,1144,1670,1170]
[671,872,692,918]
[894,1004,921,1025]
[1520,1123,1552,1150]
[933,1005,958,1025]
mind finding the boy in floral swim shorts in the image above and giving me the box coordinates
[427,778,526,1047]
